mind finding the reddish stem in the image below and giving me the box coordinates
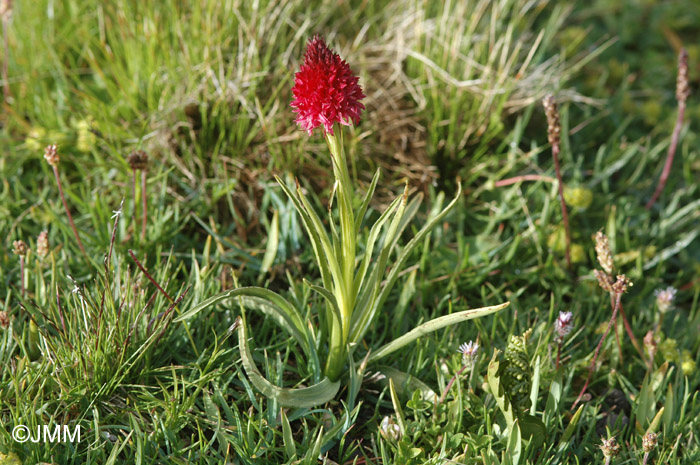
[646,101,686,209]
[53,165,87,258]
[494,174,556,187]
[132,169,137,232]
[128,249,173,302]
[555,340,562,369]
[617,299,645,361]
[552,144,571,269]
[439,364,469,404]
[572,292,622,410]
[141,170,147,241]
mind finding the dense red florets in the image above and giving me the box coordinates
[291,35,366,135]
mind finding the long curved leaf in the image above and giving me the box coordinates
[236,316,340,408]
[275,176,335,292]
[175,287,308,353]
[303,279,343,331]
[352,194,403,299]
[355,168,381,235]
[367,302,509,362]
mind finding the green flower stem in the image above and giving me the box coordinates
[324,126,357,381]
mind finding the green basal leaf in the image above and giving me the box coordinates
[389,378,407,435]
[350,187,408,341]
[504,419,521,465]
[355,168,381,235]
[559,405,583,446]
[295,180,346,296]
[352,194,403,300]
[303,279,343,330]
[388,192,423,252]
[275,175,335,292]
[368,302,509,362]
[259,209,279,278]
[236,316,340,408]
[175,287,308,353]
[351,182,463,345]
[280,408,297,460]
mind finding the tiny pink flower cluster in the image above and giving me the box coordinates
[458,340,479,366]
[654,287,677,313]
[554,311,574,341]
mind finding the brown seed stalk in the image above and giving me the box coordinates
[44,145,88,258]
[572,275,632,410]
[127,150,149,241]
[543,94,571,269]
[646,49,690,210]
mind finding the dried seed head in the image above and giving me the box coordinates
[542,94,561,147]
[654,286,677,313]
[554,311,574,341]
[127,150,149,171]
[642,432,658,453]
[0,0,12,21]
[676,48,690,104]
[594,269,614,293]
[0,310,9,329]
[594,231,614,275]
[37,230,49,258]
[612,275,632,294]
[12,240,28,257]
[600,436,621,458]
[44,144,60,166]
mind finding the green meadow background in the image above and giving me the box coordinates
[1,0,698,463]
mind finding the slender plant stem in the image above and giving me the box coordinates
[128,249,173,302]
[141,170,147,241]
[53,165,88,258]
[19,256,24,296]
[439,364,469,404]
[494,174,556,187]
[56,288,68,338]
[642,452,651,465]
[551,143,571,269]
[555,340,562,369]
[132,169,137,232]
[617,299,645,361]
[613,314,623,363]
[646,101,686,209]
[572,292,622,410]
[323,127,356,381]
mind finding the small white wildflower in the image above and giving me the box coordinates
[379,416,401,441]
[458,340,479,367]
[654,287,677,313]
[554,311,574,341]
